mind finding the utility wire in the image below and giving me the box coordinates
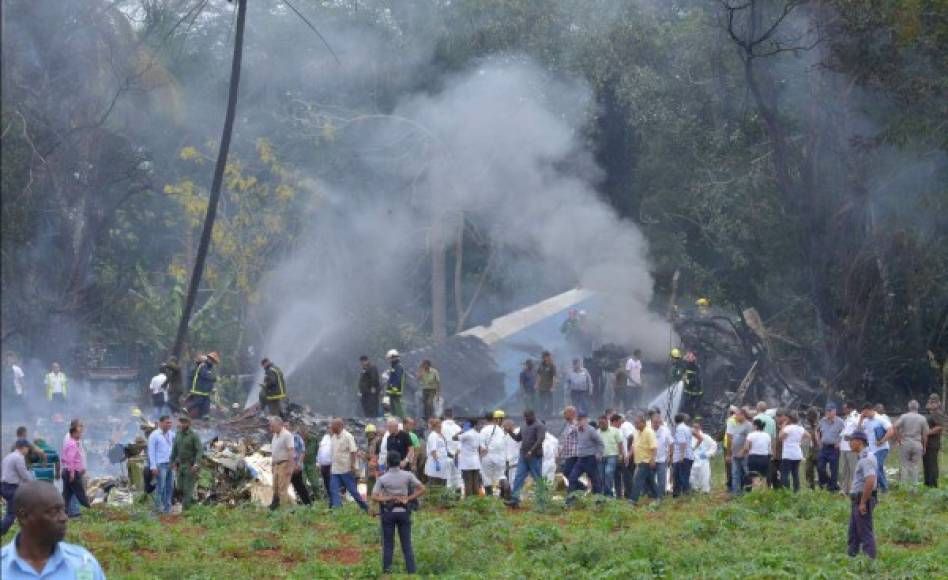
[282,0,341,65]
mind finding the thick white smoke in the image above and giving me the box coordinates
[253,59,672,405]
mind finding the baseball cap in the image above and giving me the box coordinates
[826,403,837,411]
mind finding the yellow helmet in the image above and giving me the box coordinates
[365,424,377,433]
[492,409,506,419]
[670,348,682,359]
[131,407,142,417]
[696,298,710,308]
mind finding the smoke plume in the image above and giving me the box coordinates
[256,58,672,406]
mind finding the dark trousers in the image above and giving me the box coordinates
[1,482,18,535]
[817,445,841,491]
[189,395,211,418]
[381,510,415,573]
[681,392,702,419]
[725,458,732,490]
[62,469,91,513]
[569,391,589,415]
[672,459,693,497]
[630,463,657,502]
[290,470,312,505]
[360,393,380,417]
[747,454,770,486]
[923,446,939,488]
[769,458,782,489]
[848,496,877,558]
[780,459,801,492]
[804,452,818,490]
[462,470,482,497]
[615,460,634,499]
[389,395,404,419]
[421,390,437,421]
[536,390,553,417]
[568,455,601,496]
[320,465,332,506]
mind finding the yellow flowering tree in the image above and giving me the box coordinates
[153,139,303,367]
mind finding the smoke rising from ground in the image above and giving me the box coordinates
[256,58,672,403]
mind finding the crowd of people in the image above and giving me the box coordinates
[2,390,943,572]
[2,337,945,573]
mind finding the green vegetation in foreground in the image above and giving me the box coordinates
[55,476,948,578]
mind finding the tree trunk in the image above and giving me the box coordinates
[172,0,247,359]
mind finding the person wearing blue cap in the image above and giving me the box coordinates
[845,430,877,559]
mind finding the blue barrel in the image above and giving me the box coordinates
[31,467,55,482]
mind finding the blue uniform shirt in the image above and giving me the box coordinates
[1,537,106,579]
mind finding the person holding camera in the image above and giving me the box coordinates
[371,451,426,574]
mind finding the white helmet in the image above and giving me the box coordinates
[386,349,400,359]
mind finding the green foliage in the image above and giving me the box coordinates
[63,472,948,578]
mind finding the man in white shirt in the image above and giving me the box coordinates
[317,430,334,503]
[455,420,484,497]
[149,371,169,420]
[672,413,695,497]
[6,354,25,400]
[858,403,891,492]
[612,414,636,499]
[625,350,644,408]
[649,410,672,498]
[147,415,175,514]
[480,411,509,497]
[838,402,860,494]
[441,409,462,489]
[328,418,368,511]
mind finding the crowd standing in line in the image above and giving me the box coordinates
[2,342,945,575]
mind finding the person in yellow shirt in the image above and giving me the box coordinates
[630,415,658,503]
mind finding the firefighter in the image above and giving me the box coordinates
[680,351,703,420]
[385,350,406,419]
[669,348,685,383]
[187,352,218,420]
[259,358,288,417]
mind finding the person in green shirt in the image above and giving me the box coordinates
[299,424,323,499]
[416,360,442,421]
[598,415,625,498]
[404,417,424,479]
[170,416,203,509]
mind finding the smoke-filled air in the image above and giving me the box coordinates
[1,1,947,576]
[258,61,669,387]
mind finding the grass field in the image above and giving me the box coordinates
[51,454,948,579]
